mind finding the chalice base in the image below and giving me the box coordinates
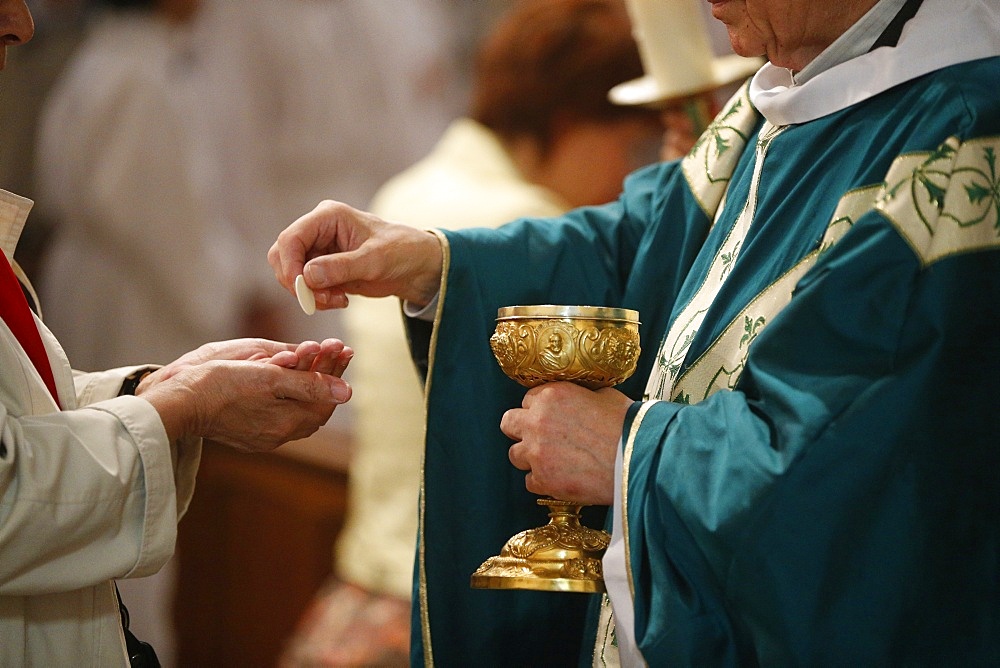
[470,499,609,594]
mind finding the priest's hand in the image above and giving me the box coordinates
[268,199,444,310]
[501,382,634,506]
[137,337,354,452]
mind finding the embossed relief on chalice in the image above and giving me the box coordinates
[537,324,575,373]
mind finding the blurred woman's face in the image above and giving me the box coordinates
[0,0,33,71]
[553,116,664,208]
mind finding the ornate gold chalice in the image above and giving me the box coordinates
[470,305,641,594]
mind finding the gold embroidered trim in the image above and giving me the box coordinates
[418,229,450,668]
[681,85,759,219]
[590,402,656,668]
[648,121,785,401]
[670,185,881,404]
[592,594,621,668]
[621,400,656,600]
[877,135,1000,266]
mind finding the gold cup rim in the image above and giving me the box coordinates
[496,304,639,323]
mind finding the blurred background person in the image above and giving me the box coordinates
[36,0,242,371]
[441,0,515,92]
[279,1,665,665]
[186,0,463,350]
[39,0,465,370]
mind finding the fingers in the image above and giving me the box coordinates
[143,358,351,450]
[268,350,299,368]
[287,340,326,371]
[499,404,523,442]
[268,200,368,296]
[302,255,354,310]
[269,199,444,309]
[499,383,625,506]
[508,441,529,472]
[522,470,544,497]
[183,339,299,366]
[300,338,350,375]
[213,364,351,452]
[268,203,328,292]
[266,341,320,370]
[300,236,404,306]
[297,219,443,306]
[261,338,352,373]
[508,441,547,498]
[311,343,354,377]
[271,365,353,405]
[503,408,532,483]
[312,286,350,310]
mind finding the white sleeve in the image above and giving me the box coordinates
[603,439,646,667]
[0,394,200,596]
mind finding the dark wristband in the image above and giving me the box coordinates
[119,369,153,396]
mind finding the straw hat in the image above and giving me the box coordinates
[610,0,764,107]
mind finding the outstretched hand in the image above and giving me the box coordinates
[267,200,444,310]
[140,338,351,386]
[137,337,354,452]
[501,382,634,506]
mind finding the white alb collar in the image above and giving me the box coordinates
[750,0,1000,126]
[792,0,910,85]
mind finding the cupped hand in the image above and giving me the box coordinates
[139,337,352,392]
[140,357,352,452]
[137,337,354,451]
[267,200,444,310]
[501,382,634,506]
[144,338,303,385]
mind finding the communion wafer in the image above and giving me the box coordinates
[295,274,316,315]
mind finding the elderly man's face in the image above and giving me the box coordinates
[0,0,32,70]
[706,0,879,71]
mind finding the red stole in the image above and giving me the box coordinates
[1,250,61,407]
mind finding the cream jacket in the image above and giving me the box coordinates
[0,191,201,666]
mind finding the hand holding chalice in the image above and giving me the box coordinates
[470,305,640,594]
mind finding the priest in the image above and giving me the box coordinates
[270,0,1000,664]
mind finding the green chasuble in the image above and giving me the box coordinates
[411,54,1000,665]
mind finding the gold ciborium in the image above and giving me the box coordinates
[470,305,640,593]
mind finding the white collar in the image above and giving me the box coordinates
[0,189,33,260]
[750,0,1000,125]
[793,0,910,85]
